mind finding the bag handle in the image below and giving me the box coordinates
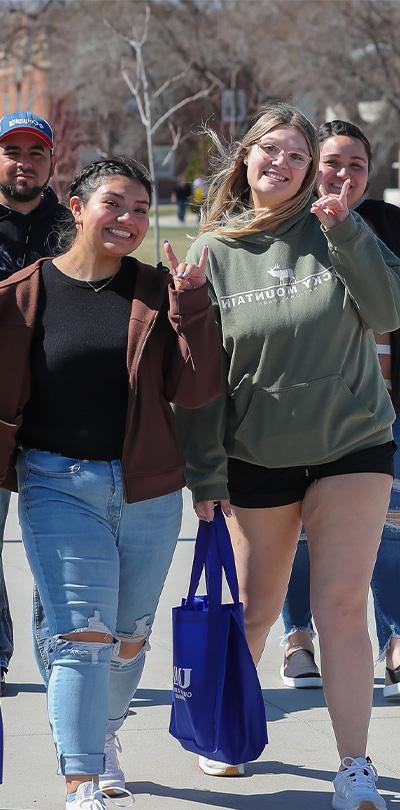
[187,505,240,608]
[214,505,240,603]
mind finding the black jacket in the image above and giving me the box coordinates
[0,187,71,280]
[358,199,400,410]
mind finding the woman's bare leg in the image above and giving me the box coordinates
[285,629,315,654]
[227,502,302,663]
[302,473,392,760]
[386,636,400,670]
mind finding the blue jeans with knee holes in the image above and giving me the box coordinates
[17,448,182,776]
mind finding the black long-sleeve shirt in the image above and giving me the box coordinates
[0,187,71,279]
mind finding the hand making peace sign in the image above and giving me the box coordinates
[163,240,208,291]
[310,177,350,230]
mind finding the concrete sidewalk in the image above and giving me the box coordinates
[1,491,399,809]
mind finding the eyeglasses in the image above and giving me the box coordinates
[255,141,312,170]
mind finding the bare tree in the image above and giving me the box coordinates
[4,0,400,202]
[105,4,214,262]
[49,95,82,199]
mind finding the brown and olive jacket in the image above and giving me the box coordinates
[0,257,222,502]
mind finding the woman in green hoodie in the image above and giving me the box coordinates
[176,102,400,810]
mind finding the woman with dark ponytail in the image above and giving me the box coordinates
[0,156,222,809]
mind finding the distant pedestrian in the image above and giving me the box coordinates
[0,110,69,696]
[192,174,208,221]
[171,174,192,222]
[0,155,222,810]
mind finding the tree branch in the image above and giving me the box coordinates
[153,66,192,99]
[161,121,182,166]
[151,85,214,135]
[121,66,148,126]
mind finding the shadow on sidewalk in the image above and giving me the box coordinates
[126,765,400,808]
[131,682,398,717]
[131,687,328,714]
[126,781,332,809]
[262,687,326,719]
[129,688,172,710]
[4,681,46,696]
[247,761,400,796]
[261,680,399,718]
[372,679,400,707]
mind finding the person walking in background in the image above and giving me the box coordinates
[176,102,400,810]
[0,110,69,696]
[0,156,222,810]
[171,174,192,223]
[281,119,400,701]
[191,174,208,221]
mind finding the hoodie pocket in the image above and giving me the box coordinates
[233,375,382,467]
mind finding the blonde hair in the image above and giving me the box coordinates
[201,102,319,238]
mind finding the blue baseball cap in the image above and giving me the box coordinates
[0,111,54,150]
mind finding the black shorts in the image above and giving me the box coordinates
[227,441,396,509]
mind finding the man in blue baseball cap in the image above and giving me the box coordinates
[0,110,57,220]
[0,110,71,695]
[0,111,54,152]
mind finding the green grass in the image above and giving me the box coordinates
[134,225,199,265]
[153,204,176,218]
[154,204,200,217]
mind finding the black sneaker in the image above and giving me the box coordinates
[0,667,7,696]
[383,665,400,699]
[280,649,322,688]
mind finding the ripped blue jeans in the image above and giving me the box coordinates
[17,449,182,776]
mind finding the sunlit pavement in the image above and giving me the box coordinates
[1,491,399,809]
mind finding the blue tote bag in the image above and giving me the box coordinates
[0,705,3,783]
[169,506,267,764]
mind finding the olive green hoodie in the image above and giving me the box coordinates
[176,203,400,503]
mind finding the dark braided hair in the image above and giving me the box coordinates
[57,155,152,252]
[69,156,152,205]
[318,120,372,169]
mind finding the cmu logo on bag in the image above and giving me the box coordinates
[173,666,192,699]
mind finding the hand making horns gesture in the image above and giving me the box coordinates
[163,240,208,291]
[310,177,350,230]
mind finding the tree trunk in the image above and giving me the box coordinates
[146,126,160,264]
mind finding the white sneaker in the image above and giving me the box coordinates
[198,755,244,777]
[332,757,387,810]
[66,779,134,808]
[99,732,126,795]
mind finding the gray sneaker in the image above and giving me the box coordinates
[280,649,322,688]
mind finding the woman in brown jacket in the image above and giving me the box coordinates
[0,156,221,810]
